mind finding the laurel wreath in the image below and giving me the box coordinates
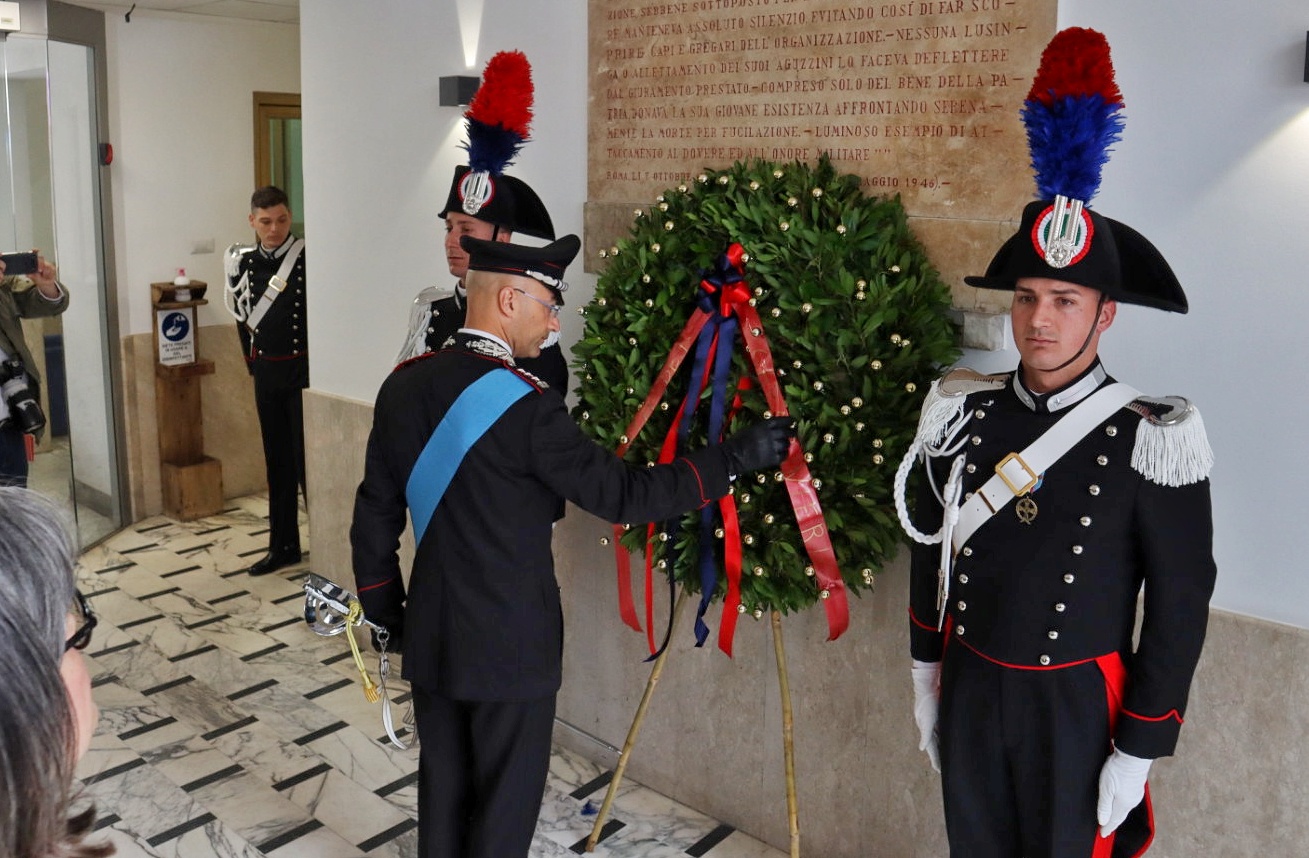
[571,155,959,617]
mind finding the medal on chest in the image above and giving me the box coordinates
[1015,473,1045,524]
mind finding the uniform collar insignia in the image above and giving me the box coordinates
[1013,361,1108,413]
[453,329,514,363]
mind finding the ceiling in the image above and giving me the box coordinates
[66,0,298,25]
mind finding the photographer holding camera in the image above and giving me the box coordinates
[0,251,66,487]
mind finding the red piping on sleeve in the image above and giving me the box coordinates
[677,456,711,507]
[908,606,937,632]
[1121,707,1184,725]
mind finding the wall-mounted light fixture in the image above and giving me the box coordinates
[439,76,480,108]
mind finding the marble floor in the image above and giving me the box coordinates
[29,435,120,547]
[72,494,786,858]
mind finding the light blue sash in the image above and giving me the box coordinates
[405,368,533,543]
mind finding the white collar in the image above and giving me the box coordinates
[1013,361,1109,413]
[260,235,297,258]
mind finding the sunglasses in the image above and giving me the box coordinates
[65,589,97,652]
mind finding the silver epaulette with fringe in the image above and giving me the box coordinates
[1128,395,1214,487]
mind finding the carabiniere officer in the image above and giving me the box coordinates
[233,185,307,576]
[899,196,1217,857]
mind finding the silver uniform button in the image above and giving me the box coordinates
[1080,516,1092,527]
[1097,455,1108,466]
[966,463,977,474]
[1072,545,1084,555]
[971,435,981,446]
[1106,425,1118,437]
[955,625,966,636]
[1089,485,1101,496]
[974,409,986,419]
[1064,573,1076,584]
[1055,602,1067,612]
[1047,630,1059,640]
[1039,654,1051,665]
[958,573,969,584]
[957,601,967,611]
[961,547,973,557]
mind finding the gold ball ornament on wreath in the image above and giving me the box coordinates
[571,156,959,615]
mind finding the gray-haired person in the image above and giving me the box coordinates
[0,487,109,858]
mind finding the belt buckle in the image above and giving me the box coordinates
[995,452,1038,496]
[268,275,286,293]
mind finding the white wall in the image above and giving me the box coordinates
[301,0,591,405]
[103,11,300,335]
[301,0,1309,628]
[1054,2,1308,627]
[963,4,1309,628]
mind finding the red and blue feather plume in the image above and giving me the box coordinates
[463,50,534,175]
[1021,28,1124,205]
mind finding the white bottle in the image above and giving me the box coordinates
[173,267,191,301]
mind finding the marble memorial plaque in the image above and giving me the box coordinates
[586,0,1056,319]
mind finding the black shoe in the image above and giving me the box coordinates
[246,551,302,576]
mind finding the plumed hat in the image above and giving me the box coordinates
[437,51,556,240]
[461,234,580,303]
[964,28,1187,313]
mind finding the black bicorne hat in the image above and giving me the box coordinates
[968,28,1187,314]
[964,200,1187,313]
[437,51,555,241]
[461,234,580,303]
[438,166,555,240]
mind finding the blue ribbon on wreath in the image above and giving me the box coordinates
[665,245,751,647]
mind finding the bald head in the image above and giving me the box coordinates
[464,269,560,360]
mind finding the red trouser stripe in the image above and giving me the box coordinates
[1091,652,1155,858]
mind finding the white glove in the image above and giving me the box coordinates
[910,660,941,772]
[1096,747,1153,835]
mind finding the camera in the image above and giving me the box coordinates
[0,358,46,436]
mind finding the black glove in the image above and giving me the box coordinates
[720,417,796,477]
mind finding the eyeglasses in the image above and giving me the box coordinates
[513,287,561,318]
[65,590,97,652]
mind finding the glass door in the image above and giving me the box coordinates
[1,34,121,546]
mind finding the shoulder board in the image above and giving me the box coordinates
[1126,394,1194,426]
[1128,395,1214,486]
[937,367,1008,398]
[508,364,546,392]
[392,351,438,374]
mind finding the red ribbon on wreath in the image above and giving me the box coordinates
[610,243,850,655]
